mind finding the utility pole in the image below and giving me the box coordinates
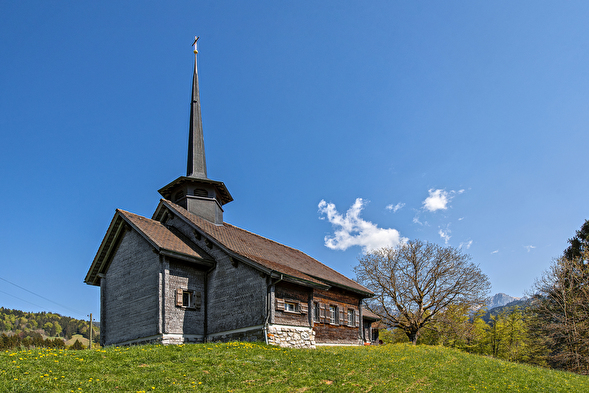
[88,313,93,349]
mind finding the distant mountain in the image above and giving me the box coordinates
[482,297,532,322]
[487,293,521,310]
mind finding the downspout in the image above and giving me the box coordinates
[264,272,283,345]
[203,265,216,343]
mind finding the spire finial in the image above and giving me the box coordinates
[192,36,199,54]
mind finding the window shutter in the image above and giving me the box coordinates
[276,298,285,311]
[300,303,308,314]
[339,308,344,325]
[194,291,202,307]
[355,310,360,327]
[342,308,348,325]
[320,303,326,322]
[175,288,183,307]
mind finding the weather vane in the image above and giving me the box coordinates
[193,36,200,54]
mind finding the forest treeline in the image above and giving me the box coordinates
[380,219,589,375]
[0,308,98,350]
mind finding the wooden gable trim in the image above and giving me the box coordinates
[85,212,128,286]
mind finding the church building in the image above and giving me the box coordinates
[84,40,376,348]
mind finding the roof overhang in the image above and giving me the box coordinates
[84,210,214,286]
[158,176,233,206]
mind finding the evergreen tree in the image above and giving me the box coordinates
[69,339,85,350]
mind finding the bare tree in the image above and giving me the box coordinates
[530,253,589,374]
[355,240,490,344]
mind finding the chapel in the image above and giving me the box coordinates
[85,40,379,347]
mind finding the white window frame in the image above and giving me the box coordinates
[329,305,337,324]
[347,309,355,327]
[176,288,201,310]
[182,291,192,308]
[284,302,297,313]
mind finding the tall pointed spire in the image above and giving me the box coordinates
[158,36,232,224]
[187,36,207,178]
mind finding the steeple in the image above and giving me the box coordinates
[158,37,233,224]
[187,36,207,178]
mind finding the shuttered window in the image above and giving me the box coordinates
[329,305,337,324]
[175,288,183,307]
[300,303,308,314]
[176,288,201,310]
[347,309,355,327]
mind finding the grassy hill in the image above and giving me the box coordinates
[1,342,587,392]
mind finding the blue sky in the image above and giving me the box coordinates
[2,1,589,320]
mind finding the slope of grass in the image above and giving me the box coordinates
[1,342,587,392]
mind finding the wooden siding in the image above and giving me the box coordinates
[312,287,362,345]
[164,258,206,336]
[101,230,160,346]
[166,215,268,335]
[274,282,312,327]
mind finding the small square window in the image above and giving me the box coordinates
[176,288,201,309]
[284,302,297,312]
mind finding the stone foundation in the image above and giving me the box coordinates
[266,325,315,348]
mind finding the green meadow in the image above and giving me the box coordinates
[1,342,587,392]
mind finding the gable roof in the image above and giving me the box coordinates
[85,209,213,286]
[155,199,373,296]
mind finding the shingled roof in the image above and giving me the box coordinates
[155,199,373,296]
[84,209,213,286]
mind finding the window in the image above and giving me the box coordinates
[284,302,296,312]
[348,309,355,327]
[182,291,191,307]
[175,288,201,309]
[329,305,337,324]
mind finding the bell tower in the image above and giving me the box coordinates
[158,37,232,224]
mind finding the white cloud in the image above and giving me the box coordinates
[459,240,473,249]
[386,202,405,213]
[318,198,406,252]
[423,189,451,212]
[438,227,451,244]
[422,188,463,212]
[491,250,499,254]
[525,245,536,253]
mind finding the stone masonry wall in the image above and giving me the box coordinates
[102,230,160,346]
[267,325,315,348]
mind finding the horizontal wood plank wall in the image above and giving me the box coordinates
[312,287,362,345]
[274,282,312,327]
